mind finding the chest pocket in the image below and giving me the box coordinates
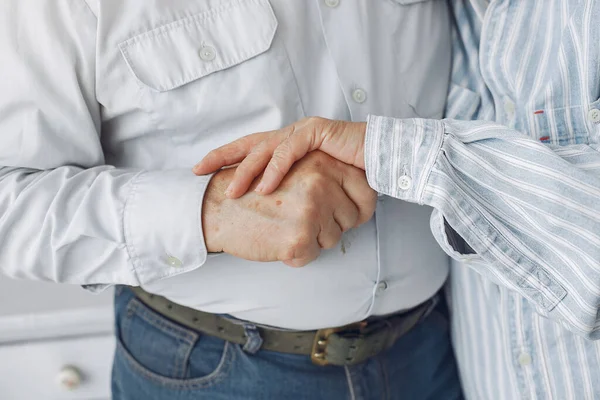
[118,0,304,146]
[532,98,600,145]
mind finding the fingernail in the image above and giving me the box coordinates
[225,184,234,197]
[255,182,265,193]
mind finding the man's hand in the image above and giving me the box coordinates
[202,151,376,267]
[193,117,367,198]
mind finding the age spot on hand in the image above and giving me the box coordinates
[276,200,282,206]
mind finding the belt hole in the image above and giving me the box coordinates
[149,295,154,299]
[217,326,225,333]
[294,345,302,350]
[346,357,353,362]
[296,334,304,339]
[349,346,357,350]
[193,318,199,323]
[166,305,173,310]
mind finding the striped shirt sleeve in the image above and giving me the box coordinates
[365,115,600,339]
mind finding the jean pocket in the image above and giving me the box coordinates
[116,296,234,388]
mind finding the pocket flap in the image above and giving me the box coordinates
[119,0,278,92]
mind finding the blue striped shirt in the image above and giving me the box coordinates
[365,0,600,398]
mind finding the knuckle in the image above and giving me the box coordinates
[248,145,265,158]
[306,116,325,126]
[299,203,319,220]
[342,218,358,233]
[322,242,336,250]
[281,246,296,261]
[276,140,294,156]
[283,234,312,260]
[305,170,327,185]
[307,179,327,197]
[270,151,290,171]
[293,260,308,268]
[272,149,287,163]
[321,232,341,250]
[357,204,376,225]
[295,233,313,250]
[365,191,378,211]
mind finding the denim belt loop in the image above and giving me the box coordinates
[242,323,264,354]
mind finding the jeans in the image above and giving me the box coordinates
[111,286,463,400]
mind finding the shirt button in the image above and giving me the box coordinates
[352,88,367,104]
[376,281,388,295]
[504,99,516,116]
[518,352,532,366]
[398,175,412,190]
[166,255,183,268]
[199,45,216,61]
[324,0,340,7]
[588,108,600,124]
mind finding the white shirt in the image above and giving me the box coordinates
[0,0,451,330]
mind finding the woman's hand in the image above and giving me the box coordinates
[193,117,367,198]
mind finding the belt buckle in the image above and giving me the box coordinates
[310,321,368,366]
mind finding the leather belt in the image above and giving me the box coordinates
[130,286,434,367]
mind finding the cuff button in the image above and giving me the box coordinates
[398,175,412,191]
[166,255,183,268]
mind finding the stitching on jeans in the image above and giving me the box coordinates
[117,339,234,389]
[177,329,199,379]
[126,299,198,345]
[123,298,195,379]
[344,366,356,400]
[118,297,233,387]
[377,358,390,400]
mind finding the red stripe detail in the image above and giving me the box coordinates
[539,136,550,141]
[534,110,544,115]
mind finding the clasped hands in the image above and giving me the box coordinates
[195,117,370,267]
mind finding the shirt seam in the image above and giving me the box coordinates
[119,0,263,47]
[416,119,446,204]
[123,172,145,285]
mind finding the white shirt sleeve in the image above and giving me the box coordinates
[0,0,210,287]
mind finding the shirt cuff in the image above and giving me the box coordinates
[124,169,212,286]
[364,115,445,203]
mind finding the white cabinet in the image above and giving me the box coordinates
[0,276,115,399]
[0,335,115,399]
[0,277,113,316]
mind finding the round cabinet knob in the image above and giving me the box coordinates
[57,366,82,391]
